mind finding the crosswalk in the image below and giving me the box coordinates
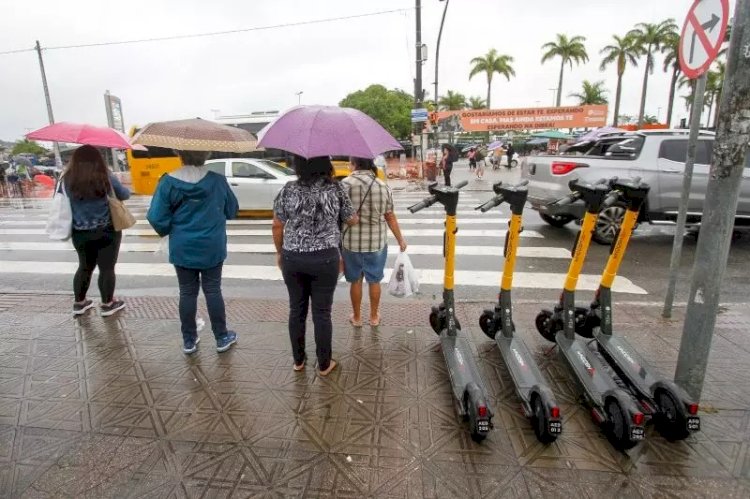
[0,191,647,294]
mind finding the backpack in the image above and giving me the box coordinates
[475,149,485,161]
[448,146,459,162]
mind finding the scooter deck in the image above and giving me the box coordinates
[555,333,623,407]
[496,334,551,403]
[595,333,668,400]
[440,332,490,412]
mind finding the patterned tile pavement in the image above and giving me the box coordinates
[0,293,749,498]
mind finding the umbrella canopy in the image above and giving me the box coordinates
[132,118,257,153]
[26,122,140,150]
[256,105,402,159]
[526,138,549,145]
[531,130,572,140]
[576,126,626,143]
[487,140,505,151]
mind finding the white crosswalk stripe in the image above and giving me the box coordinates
[0,193,648,294]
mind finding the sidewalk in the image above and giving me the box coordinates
[1,293,749,497]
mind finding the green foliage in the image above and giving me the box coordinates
[339,85,414,139]
[541,34,589,68]
[438,90,467,110]
[468,96,487,109]
[12,139,47,156]
[628,19,678,73]
[569,80,609,105]
[468,48,515,108]
[600,34,641,75]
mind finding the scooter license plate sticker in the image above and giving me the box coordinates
[549,421,562,434]
[477,420,490,433]
[630,427,645,440]
[687,417,701,431]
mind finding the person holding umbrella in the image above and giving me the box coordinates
[138,118,252,355]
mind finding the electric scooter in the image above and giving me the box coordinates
[475,180,562,443]
[408,181,493,442]
[535,179,647,450]
[572,177,701,441]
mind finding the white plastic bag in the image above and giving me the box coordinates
[155,235,169,258]
[45,182,72,241]
[388,252,419,298]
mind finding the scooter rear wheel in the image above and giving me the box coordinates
[605,399,639,450]
[654,388,690,441]
[465,391,489,443]
[479,310,496,339]
[535,311,557,343]
[531,395,558,444]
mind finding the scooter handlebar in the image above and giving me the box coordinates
[602,190,621,208]
[475,196,504,213]
[454,180,469,189]
[550,192,581,206]
[407,196,438,213]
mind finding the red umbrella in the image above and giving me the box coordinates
[26,122,144,150]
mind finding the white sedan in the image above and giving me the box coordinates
[203,158,295,211]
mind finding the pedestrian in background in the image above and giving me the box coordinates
[468,148,477,172]
[272,156,358,376]
[62,145,130,317]
[506,142,516,169]
[441,144,455,187]
[475,147,486,180]
[147,150,240,355]
[342,157,407,328]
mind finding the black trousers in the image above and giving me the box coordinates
[444,166,453,186]
[71,227,122,302]
[281,248,340,370]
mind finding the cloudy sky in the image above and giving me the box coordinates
[0,0,712,141]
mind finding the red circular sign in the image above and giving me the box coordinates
[678,0,729,79]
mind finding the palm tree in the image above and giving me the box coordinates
[541,34,589,107]
[705,62,726,128]
[600,34,641,126]
[468,49,515,108]
[628,19,678,127]
[468,96,487,109]
[438,90,467,110]
[569,80,609,105]
[661,32,681,127]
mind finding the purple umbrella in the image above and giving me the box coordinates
[577,126,625,143]
[256,105,403,159]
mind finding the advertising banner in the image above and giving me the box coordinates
[104,92,125,133]
[429,105,608,132]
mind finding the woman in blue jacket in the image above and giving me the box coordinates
[147,150,240,355]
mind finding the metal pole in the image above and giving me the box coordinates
[662,73,707,318]
[674,0,750,400]
[104,90,119,171]
[35,40,62,167]
[434,0,450,111]
[413,0,423,162]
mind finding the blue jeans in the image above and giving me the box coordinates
[281,248,339,370]
[175,264,227,342]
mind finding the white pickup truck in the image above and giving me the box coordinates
[521,130,750,244]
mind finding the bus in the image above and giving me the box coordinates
[125,127,181,195]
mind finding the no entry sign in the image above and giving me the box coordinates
[679,0,730,79]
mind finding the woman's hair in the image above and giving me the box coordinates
[293,155,334,185]
[65,145,110,200]
[175,150,209,166]
[350,157,377,174]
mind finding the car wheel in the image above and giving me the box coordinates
[540,213,575,228]
[593,203,627,245]
[510,160,518,168]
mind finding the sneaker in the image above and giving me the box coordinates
[100,300,126,317]
[216,331,238,353]
[73,299,95,316]
[183,336,201,355]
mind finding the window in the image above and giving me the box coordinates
[603,137,644,158]
[129,146,178,159]
[257,160,294,176]
[659,139,713,164]
[231,161,266,178]
[204,161,226,176]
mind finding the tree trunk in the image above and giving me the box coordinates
[666,67,679,127]
[556,60,565,107]
[706,94,714,128]
[637,48,651,127]
[486,73,492,109]
[713,89,722,127]
[613,72,623,126]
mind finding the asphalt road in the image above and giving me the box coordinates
[1,163,748,308]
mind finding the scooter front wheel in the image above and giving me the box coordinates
[479,310,496,339]
[654,388,690,441]
[535,311,558,343]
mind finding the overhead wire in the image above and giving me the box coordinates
[0,7,412,56]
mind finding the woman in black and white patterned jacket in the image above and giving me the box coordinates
[272,156,358,376]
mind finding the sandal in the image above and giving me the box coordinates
[319,360,338,377]
[349,314,363,328]
[293,361,305,372]
[370,315,381,327]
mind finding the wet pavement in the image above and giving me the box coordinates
[1,293,749,498]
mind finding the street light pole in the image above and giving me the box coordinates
[549,88,557,107]
[295,91,303,105]
[674,0,750,400]
[34,40,62,167]
[434,0,450,113]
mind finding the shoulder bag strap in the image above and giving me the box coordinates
[342,175,377,238]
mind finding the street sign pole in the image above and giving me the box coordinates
[662,73,707,318]
[674,0,750,400]
[34,40,62,168]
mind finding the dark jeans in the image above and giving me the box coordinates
[444,166,453,186]
[175,264,227,342]
[281,247,339,370]
[71,227,122,302]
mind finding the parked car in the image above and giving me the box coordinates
[521,130,750,244]
[202,158,295,211]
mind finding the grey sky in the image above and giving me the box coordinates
[0,0,711,142]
